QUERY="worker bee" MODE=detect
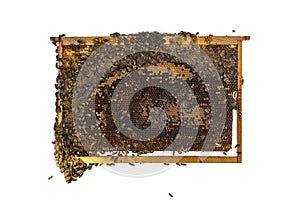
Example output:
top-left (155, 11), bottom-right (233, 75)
top-left (234, 144), bottom-right (240, 148)
top-left (110, 32), bottom-right (121, 37)
top-left (52, 41), bottom-right (57, 46)
top-left (58, 34), bottom-right (65, 41)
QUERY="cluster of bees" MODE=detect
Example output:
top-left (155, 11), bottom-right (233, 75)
top-left (51, 32), bottom-right (238, 183)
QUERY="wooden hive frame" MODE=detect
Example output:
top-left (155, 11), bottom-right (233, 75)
top-left (51, 35), bottom-right (250, 164)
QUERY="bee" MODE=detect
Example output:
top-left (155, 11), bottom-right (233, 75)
top-left (48, 175), bottom-right (53, 180)
top-left (196, 32), bottom-right (199, 35)
top-left (190, 33), bottom-right (197, 39)
top-left (58, 34), bottom-right (65, 41)
top-left (178, 31), bottom-right (186, 36)
top-left (129, 163), bottom-right (135, 166)
top-left (77, 39), bottom-right (83, 44)
top-left (110, 32), bottom-right (121, 37)
top-left (236, 151), bottom-right (242, 154)
top-left (234, 144), bottom-right (240, 148)
top-left (168, 193), bottom-right (173, 198)
top-left (223, 152), bottom-right (227, 156)
top-left (199, 159), bottom-right (203, 163)
top-left (181, 163), bottom-right (187, 166)
top-left (176, 163), bottom-right (181, 166)
top-left (209, 34), bottom-right (213, 36)
top-left (178, 31), bottom-right (190, 37)
top-left (52, 41), bottom-right (57, 46)
top-left (164, 163), bottom-right (170, 165)
top-left (232, 30), bottom-right (236, 33)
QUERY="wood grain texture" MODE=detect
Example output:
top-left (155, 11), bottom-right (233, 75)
top-left (237, 40), bottom-right (243, 163)
top-left (77, 156), bottom-right (238, 163)
top-left (57, 39), bottom-right (63, 125)
top-left (50, 36), bottom-right (250, 45)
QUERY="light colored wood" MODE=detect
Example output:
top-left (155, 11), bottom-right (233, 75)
top-left (57, 39), bottom-right (63, 125)
top-left (194, 36), bottom-right (249, 45)
top-left (51, 36), bottom-right (110, 45)
top-left (237, 40), bottom-right (243, 163)
top-left (50, 37), bottom-right (58, 44)
top-left (77, 156), bottom-right (238, 163)
top-left (50, 36), bottom-right (250, 46)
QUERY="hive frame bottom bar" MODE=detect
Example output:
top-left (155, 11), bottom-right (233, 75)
top-left (77, 156), bottom-right (238, 163)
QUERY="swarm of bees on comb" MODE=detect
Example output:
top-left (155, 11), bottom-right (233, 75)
top-left (51, 32), bottom-right (239, 183)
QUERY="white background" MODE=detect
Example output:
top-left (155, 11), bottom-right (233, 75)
top-left (1, 0), bottom-right (299, 205)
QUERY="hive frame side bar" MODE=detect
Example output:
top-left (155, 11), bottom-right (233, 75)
top-left (237, 40), bottom-right (243, 163)
top-left (57, 39), bottom-right (63, 125)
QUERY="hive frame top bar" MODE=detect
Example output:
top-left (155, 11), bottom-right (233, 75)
top-left (50, 36), bottom-right (250, 45)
